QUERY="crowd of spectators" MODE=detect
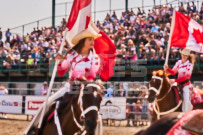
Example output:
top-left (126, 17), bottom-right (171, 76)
top-left (0, 18), bottom-right (67, 70)
top-left (103, 82), bottom-right (149, 126)
top-left (1, 2), bottom-right (203, 70)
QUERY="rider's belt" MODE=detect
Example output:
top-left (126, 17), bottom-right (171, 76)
top-left (180, 79), bottom-right (190, 87)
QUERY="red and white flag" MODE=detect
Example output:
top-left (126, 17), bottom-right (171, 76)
top-left (65, 0), bottom-right (116, 81)
top-left (170, 11), bottom-right (203, 53)
top-left (66, 0), bottom-right (92, 47)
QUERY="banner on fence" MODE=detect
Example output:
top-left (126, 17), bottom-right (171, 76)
top-left (100, 97), bottom-right (126, 119)
top-left (25, 96), bottom-right (46, 115)
top-left (0, 95), bottom-right (22, 114)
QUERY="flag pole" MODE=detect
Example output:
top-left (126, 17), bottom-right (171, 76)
top-left (165, 10), bottom-right (176, 66)
top-left (38, 28), bottom-right (68, 128)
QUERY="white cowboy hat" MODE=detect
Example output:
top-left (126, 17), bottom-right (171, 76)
top-left (71, 29), bottom-right (101, 45)
top-left (180, 48), bottom-right (191, 56)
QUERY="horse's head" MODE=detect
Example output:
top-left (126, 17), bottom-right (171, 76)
top-left (147, 70), bottom-right (170, 103)
top-left (77, 81), bottom-right (103, 135)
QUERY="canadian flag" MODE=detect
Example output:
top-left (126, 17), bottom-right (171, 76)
top-left (65, 0), bottom-right (116, 81)
top-left (170, 11), bottom-right (203, 53)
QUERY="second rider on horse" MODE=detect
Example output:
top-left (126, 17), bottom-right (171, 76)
top-left (164, 48), bottom-right (194, 112)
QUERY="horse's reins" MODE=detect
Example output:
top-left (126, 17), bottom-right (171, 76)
top-left (149, 76), bottom-right (163, 96)
top-left (72, 83), bottom-right (101, 135)
top-left (149, 76), bottom-right (182, 120)
top-left (54, 83), bottom-right (101, 135)
top-left (78, 84), bottom-right (100, 118)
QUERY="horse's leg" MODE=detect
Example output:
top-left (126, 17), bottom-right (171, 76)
top-left (150, 112), bottom-right (157, 125)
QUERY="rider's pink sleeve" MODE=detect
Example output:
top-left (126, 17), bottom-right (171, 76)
top-left (57, 53), bottom-right (72, 77)
top-left (166, 60), bottom-right (180, 75)
top-left (57, 63), bottom-right (69, 77)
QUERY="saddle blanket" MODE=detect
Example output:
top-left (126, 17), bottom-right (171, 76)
top-left (190, 88), bottom-right (203, 105)
top-left (174, 87), bottom-right (203, 105)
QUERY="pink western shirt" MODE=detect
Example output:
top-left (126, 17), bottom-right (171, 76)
top-left (57, 50), bottom-right (100, 81)
top-left (167, 60), bottom-right (193, 84)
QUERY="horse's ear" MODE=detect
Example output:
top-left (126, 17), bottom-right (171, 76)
top-left (152, 71), bottom-right (157, 76)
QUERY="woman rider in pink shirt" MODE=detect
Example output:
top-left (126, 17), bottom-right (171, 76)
top-left (164, 48), bottom-right (195, 112)
top-left (55, 29), bottom-right (101, 92)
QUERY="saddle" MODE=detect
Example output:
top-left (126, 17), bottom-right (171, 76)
top-left (171, 83), bottom-right (183, 104)
top-left (171, 82), bottom-right (203, 105)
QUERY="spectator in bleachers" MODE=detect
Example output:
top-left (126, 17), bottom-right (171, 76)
top-left (41, 81), bottom-right (48, 96)
top-left (123, 82), bottom-right (128, 97)
top-left (134, 99), bottom-right (142, 126)
top-left (179, 2), bottom-right (186, 13)
top-left (104, 85), bottom-right (113, 97)
top-left (126, 83), bottom-right (139, 126)
top-left (0, 27), bottom-right (2, 41)
top-left (26, 55), bottom-right (34, 68)
top-left (139, 85), bottom-right (149, 126)
top-left (3, 41), bottom-right (10, 51)
top-left (10, 47), bottom-right (20, 69)
top-left (116, 83), bottom-right (125, 97)
top-left (0, 84), bottom-right (8, 118)
top-left (191, 1), bottom-right (196, 13)
top-left (0, 84), bottom-right (8, 95)
top-left (5, 29), bottom-right (11, 43)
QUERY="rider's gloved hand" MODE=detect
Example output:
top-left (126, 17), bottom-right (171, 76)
top-left (55, 53), bottom-right (63, 63)
top-left (164, 64), bottom-right (169, 71)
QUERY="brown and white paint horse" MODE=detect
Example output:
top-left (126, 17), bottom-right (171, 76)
top-left (28, 81), bottom-right (103, 135)
top-left (147, 70), bottom-right (203, 123)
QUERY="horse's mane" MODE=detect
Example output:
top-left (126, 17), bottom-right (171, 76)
top-left (58, 92), bottom-right (76, 113)
top-left (38, 93), bottom-right (75, 135)
top-left (152, 70), bottom-right (171, 78)
top-left (58, 81), bottom-right (103, 113)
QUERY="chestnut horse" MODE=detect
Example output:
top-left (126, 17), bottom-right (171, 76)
top-left (28, 81), bottom-right (103, 135)
top-left (147, 70), bottom-right (203, 123)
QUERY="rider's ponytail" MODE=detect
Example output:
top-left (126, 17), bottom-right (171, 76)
top-left (188, 54), bottom-right (195, 65)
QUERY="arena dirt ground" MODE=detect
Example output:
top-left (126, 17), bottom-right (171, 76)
top-left (0, 114), bottom-right (148, 135)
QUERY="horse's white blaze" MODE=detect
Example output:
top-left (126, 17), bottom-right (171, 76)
top-left (93, 91), bottom-right (97, 98)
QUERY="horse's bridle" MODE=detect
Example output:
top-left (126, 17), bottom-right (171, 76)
top-left (78, 83), bottom-right (101, 118)
top-left (71, 83), bottom-right (102, 135)
top-left (149, 76), bottom-right (182, 120)
top-left (149, 76), bottom-right (163, 96)
top-left (54, 83), bottom-right (102, 135)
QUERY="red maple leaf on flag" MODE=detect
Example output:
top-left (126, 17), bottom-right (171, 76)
top-left (192, 29), bottom-right (203, 44)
